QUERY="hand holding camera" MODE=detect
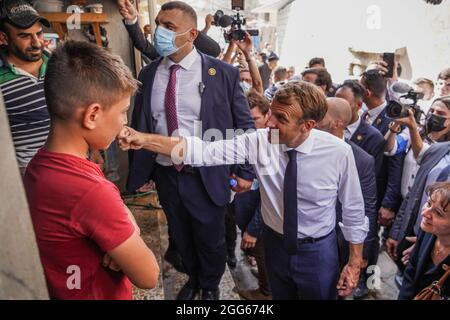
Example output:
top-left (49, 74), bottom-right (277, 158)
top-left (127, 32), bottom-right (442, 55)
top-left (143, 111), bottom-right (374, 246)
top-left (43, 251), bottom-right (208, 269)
top-left (232, 31), bottom-right (253, 57)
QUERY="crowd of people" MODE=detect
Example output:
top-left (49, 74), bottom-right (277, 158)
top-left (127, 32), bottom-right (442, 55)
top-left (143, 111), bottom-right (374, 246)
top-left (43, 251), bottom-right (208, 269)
top-left (1, 0), bottom-right (450, 300)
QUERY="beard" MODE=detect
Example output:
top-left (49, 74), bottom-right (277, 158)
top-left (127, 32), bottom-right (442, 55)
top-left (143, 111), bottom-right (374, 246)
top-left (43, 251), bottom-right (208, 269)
top-left (10, 44), bottom-right (43, 62)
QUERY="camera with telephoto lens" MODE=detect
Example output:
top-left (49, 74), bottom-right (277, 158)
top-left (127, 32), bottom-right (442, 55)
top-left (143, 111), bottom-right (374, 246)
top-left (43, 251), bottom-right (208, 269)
top-left (212, 0), bottom-right (259, 42)
top-left (386, 90), bottom-right (423, 124)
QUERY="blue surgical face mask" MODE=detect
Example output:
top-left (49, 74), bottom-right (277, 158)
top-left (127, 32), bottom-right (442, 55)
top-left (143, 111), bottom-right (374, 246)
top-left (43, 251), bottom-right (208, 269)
top-left (153, 26), bottom-right (192, 57)
top-left (240, 81), bottom-right (251, 94)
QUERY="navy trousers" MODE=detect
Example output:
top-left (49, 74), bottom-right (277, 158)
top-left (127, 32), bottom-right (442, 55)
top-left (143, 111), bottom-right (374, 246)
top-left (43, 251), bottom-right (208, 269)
top-left (154, 165), bottom-right (227, 290)
top-left (263, 227), bottom-right (339, 300)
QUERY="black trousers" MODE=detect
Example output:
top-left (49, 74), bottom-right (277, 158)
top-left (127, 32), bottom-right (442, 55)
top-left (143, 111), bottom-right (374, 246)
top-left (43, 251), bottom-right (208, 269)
top-left (154, 165), bottom-right (227, 290)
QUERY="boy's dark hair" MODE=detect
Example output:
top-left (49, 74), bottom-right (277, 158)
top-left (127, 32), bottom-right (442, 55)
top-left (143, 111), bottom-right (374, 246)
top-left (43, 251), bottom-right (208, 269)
top-left (44, 41), bottom-right (140, 121)
top-left (338, 80), bottom-right (367, 100)
top-left (308, 57), bottom-right (325, 68)
top-left (161, 1), bottom-right (197, 25)
top-left (361, 69), bottom-right (387, 99)
top-left (247, 91), bottom-right (270, 115)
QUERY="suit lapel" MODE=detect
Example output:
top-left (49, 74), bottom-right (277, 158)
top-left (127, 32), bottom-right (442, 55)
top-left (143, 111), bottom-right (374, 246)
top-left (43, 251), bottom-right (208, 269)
top-left (199, 52), bottom-right (213, 132)
top-left (144, 58), bottom-right (163, 131)
top-left (351, 120), bottom-right (366, 146)
top-left (372, 108), bottom-right (386, 132)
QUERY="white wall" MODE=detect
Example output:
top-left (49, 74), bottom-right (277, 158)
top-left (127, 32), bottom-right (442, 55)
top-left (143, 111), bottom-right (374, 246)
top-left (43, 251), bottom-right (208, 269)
top-left (278, 0), bottom-right (450, 83)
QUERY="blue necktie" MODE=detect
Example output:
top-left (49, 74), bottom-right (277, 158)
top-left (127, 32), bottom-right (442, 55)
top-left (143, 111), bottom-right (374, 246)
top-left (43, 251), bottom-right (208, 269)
top-left (284, 150), bottom-right (298, 254)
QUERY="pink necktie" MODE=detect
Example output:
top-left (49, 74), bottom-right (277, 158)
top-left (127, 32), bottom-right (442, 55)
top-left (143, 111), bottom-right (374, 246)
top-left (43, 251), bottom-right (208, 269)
top-left (165, 64), bottom-right (183, 171)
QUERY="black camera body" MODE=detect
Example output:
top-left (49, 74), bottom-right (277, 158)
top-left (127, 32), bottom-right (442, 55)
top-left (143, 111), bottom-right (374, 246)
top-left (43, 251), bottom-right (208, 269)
top-left (213, 0), bottom-right (259, 42)
top-left (386, 90), bottom-right (423, 123)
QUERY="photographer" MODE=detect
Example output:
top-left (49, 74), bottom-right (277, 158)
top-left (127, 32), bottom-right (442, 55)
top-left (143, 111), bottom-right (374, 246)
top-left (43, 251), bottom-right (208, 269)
top-left (222, 32), bottom-right (264, 95)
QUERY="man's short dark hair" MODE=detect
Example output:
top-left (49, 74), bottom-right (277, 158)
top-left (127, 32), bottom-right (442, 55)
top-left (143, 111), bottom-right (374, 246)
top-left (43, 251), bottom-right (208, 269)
top-left (161, 1), bottom-right (197, 25)
top-left (438, 68), bottom-right (450, 81)
top-left (247, 91), bottom-right (270, 115)
top-left (361, 69), bottom-right (387, 99)
top-left (274, 66), bottom-right (287, 80)
top-left (302, 67), bottom-right (332, 92)
top-left (308, 57), bottom-right (325, 68)
top-left (44, 41), bottom-right (140, 121)
top-left (338, 80), bottom-right (366, 100)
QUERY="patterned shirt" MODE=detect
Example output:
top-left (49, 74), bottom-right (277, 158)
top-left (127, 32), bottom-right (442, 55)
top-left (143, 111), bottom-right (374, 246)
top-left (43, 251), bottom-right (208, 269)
top-left (0, 52), bottom-right (50, 167)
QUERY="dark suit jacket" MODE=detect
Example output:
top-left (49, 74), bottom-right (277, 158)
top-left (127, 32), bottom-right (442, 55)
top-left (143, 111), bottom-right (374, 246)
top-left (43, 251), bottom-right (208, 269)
top-left (350, 119), bottom-right (385, 179)
top-left (233, 190), bottom-right (264, 238)
top-left (123, 21), bottom-right (221, 60)
top-left (337, 140), bottom-right (378, 262)
top-left (371, 108), bottom-right (405, 211)
top-left (127, 51), bottom-right (255, 207)
top-left (399, 231), bottom-right (450, 299)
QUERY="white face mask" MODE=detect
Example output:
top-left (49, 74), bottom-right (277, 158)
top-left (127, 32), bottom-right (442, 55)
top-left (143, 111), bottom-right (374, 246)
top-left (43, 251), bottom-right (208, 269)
top-left (240, 81), bottom-right (251, 94)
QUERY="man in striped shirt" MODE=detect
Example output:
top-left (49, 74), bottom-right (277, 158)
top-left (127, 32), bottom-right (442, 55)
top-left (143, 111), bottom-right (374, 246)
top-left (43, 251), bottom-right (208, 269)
top-left (0, 0), bottom-right (51, 172)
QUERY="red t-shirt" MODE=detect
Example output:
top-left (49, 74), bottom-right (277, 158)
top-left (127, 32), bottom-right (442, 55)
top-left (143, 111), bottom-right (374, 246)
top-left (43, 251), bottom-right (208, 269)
top-left (24, 149), bottom-right (135, 300)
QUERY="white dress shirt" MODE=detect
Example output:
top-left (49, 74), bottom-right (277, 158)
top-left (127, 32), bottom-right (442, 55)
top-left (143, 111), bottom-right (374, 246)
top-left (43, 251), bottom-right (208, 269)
top-left (400, 143), bottom-right (431, 198)
top-left (151, 48), bottom-right (202, 165)
top-left (345, 116), bottom-right (361, 140)
top-left (183, 129), bottom-right (369, 244)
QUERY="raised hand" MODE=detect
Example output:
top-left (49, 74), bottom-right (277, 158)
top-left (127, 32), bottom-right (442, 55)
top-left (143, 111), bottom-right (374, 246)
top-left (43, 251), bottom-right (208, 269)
top-left (118, 0), bottom-right (137, 22)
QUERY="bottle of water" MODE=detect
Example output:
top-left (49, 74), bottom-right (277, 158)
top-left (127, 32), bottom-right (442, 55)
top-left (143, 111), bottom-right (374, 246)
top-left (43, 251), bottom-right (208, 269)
top-left (229, 178), bottom-right (259, 190)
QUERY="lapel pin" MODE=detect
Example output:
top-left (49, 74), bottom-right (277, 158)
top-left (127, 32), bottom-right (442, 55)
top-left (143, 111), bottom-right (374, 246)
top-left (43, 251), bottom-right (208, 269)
top-left (208, 67), bottom-right (216, 76)
top-left (357, 134), bottom-right (363, 141)
top-left (376, 119), bottom-right (382, 125)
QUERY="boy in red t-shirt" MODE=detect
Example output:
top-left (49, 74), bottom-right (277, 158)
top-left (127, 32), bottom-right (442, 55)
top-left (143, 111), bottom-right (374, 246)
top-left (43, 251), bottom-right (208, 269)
top-left (24, 41), bottom-right (160, 300)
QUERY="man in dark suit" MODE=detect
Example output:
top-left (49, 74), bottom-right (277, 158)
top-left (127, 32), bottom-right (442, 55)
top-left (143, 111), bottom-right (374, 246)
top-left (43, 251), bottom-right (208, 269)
top-left (353, 70), bottom-right (406, 298)
top-left (336, 80), bottom-right (385, 176)
top-left (359, 71), bottom-right (405, 220)
top-left (336, 82), bottom-right (385, 292)
top-left (118, 0), bottom-right (221, 61)
top-left (317, 98), bottom-right (378, 277)
top-left (127, 2), bottom-right (254, 300)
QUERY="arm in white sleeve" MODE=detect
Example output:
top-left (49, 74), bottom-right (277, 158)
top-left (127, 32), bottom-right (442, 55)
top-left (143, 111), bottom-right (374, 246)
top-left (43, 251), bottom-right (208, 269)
top-left (183, 129), bottom-right (264, 166)
top-left (338, 148), bottom-right (369, 244)
top-left (416, 142), bottom-right (431, 164)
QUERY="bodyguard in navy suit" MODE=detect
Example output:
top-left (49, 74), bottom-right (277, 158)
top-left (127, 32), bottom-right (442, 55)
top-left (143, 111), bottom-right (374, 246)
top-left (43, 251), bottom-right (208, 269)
top-left (359, 70), bottom-right (405, 216)
top-left (318, 98), bottom-right (378, 272)
top-left (127, 2), bottom-right (254, 300)
top-left (338, 141), bottom-right (378, 269)
top-left (337, 82), bottom-right (385, 281)
top-left (336, 81), bottom-right (385, 181)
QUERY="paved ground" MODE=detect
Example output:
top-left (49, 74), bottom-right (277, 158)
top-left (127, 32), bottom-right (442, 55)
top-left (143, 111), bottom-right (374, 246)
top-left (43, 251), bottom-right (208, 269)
top-left (129, 194), bottom-right (400, 300)
top-left (229, 231), bottom-right (400, 300)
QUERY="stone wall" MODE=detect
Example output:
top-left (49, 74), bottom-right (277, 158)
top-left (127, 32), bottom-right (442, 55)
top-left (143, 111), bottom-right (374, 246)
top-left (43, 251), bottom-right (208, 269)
top-left (0, 97), bottom-right (49, 300)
